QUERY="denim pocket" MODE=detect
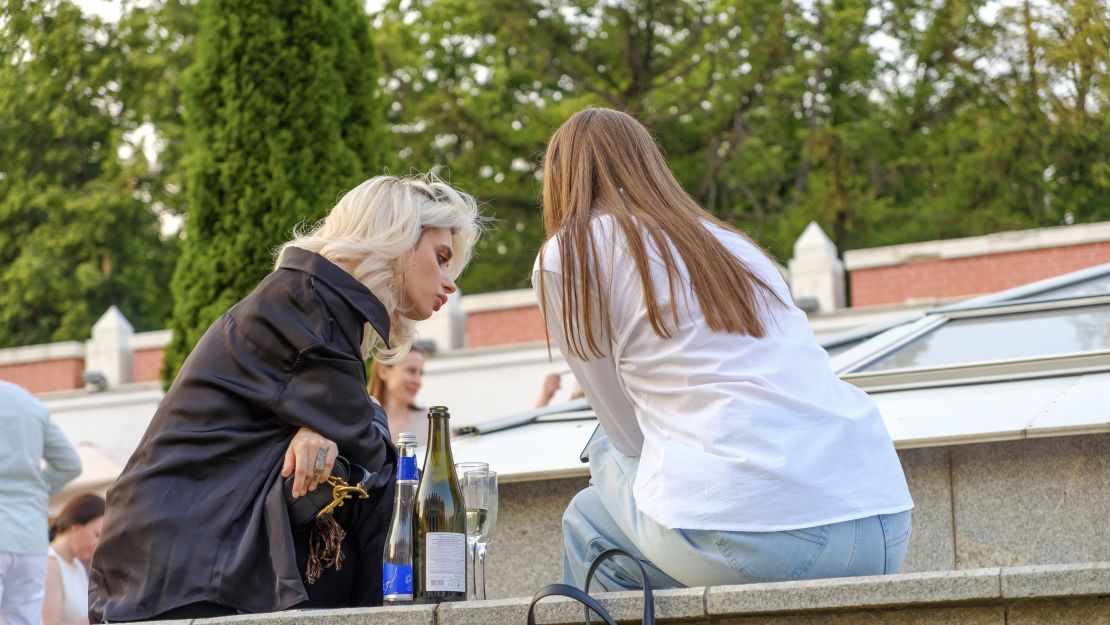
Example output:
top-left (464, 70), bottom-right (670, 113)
top-left (713, 526), bottom-right (830, 583)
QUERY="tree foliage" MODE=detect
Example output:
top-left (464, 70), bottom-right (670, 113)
top-left (0, 0), bottom-right (177, 348)
top-left (374, 0), bottom-right (1110, 292)
top-left (3, 0), bottom-right (1108, 355)
top-left (161, 0), bottom-right (389, 382)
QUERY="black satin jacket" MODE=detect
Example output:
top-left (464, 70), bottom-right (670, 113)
top-left (89, 247), bottom-right (396, 621)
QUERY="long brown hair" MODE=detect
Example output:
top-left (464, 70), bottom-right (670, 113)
top-left (538, 107), bottom-right (783, 360)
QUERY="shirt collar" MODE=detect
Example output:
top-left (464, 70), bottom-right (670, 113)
top-left (278, 247), bottom-right (391, 348)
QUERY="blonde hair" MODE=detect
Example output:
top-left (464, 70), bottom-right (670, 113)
top-left (367, 343), bottom-right (428, 408)
top-left (276, 174), bottom-right (481, 363)
top-left (539, 108), bottom-right (783, 360)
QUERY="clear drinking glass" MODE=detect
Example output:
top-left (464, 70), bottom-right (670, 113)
top-left (460, 469), bottom-right (497, 600)
top-left (472, 471), bottom-right (497, 600)
top-left (455, 462), bottom-right (489, 600)
top-left (455, 462), bottom-right (489, 479)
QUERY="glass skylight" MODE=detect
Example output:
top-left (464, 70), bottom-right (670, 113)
top-left (861, 303), bottom-right (1110, 372)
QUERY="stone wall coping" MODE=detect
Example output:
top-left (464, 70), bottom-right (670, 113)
top-left (460, 288), bottom-right (536, 313)
top-left (131, 329), bottom-right (173, 351)
top-left (0, 340), bottom-right (85, 366)
top-left (169, 561), bottom-right (1110, 625)
top-left (842, 221), bottom-right (1110, 270)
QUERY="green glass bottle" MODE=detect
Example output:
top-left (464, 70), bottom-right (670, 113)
top-left (412, 406), bottom-right (467, 603)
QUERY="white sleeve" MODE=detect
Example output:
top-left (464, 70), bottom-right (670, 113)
top-left (532, 267), bottom-right (644, 456)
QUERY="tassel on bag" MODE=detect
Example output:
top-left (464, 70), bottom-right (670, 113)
top-left (303, 516), bottom-right (347, 585)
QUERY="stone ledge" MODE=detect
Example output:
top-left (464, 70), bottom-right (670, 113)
top-left (705, 567), bottom-right (1002, 615)
top-left (195, 605), bottom-right (436, 625)
top-left (175, 561), bottom-right (1108, 625)
top-left (1001, 561), bottom-right (1110, 599)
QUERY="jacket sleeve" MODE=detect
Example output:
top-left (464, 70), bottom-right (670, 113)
top-left (273, 342), bottom-right (393, 475)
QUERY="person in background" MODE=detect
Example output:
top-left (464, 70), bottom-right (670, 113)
top-left (89, 175), bottom-right (482, 621)
top-left (0, 381), bottom-right (82, 625)
top-left (534, 108), bottom-right (913, 591)
top-left (534, 372), bottom-right (585, 409)
top-left (367, 344), bottom-right (428, 446)
top-left (44, 494), bottom-right (105, 625)
top-left (534, 372), bottom-right (562, 408)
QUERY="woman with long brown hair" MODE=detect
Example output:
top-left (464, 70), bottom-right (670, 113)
top-left (534, 108), bottom-right (913, 590)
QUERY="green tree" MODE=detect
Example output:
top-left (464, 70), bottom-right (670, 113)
top-left (115, 0), bottom-right (199, 227)
top-left (375, 0), bottom-right (765, 290)
top-left (162, 0), bottom-right (388, 382)
top-left (377, 0), bottom-right (1110, 279)
top-left (0, 0), bottom-right (176, 347)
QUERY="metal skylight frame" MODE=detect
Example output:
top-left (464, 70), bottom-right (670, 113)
top-left (833, 288), bottom-right (1110, 392)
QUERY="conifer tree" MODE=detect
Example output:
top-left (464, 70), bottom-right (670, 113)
top-left (163, 0), bottom-right (387, 382)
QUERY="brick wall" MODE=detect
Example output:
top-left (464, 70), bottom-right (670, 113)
top-left (850, 241), bottom-right (1110, 307)
top-left (466, 306), bottom-right (547, 348)
top-left (132, 348), bottom-right (165, 383)
top-left (0, 358), bottom-right (85, 394)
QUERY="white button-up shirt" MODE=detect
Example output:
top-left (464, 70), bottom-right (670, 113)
top-left (533, 216), bottom-right (913, 531)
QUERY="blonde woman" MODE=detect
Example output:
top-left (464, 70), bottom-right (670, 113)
top-left (90, 175), bottom-right (481, 621)
top-left (534, 108), bottom-right (913, 590)
top-left (367, 343), bottom-right (428, 446)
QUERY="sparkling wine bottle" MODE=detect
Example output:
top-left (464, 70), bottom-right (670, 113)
top-left (412, 406), bottom-right (467, 603)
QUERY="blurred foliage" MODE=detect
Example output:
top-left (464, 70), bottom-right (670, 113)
top-left (1, 0), bottom-right (1108, 351)
top-left (0, 0), bottom-right (178, 347)
top-left (373, 0), bottom-right (1110, 290)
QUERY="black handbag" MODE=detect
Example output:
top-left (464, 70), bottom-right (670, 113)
top-left (283, 455), bottom-right (375, 529)
top-left (527, 548), bottom-right (656, 625)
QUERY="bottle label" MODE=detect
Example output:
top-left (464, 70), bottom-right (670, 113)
top-left (398, 456), bottom-right (418, 481)
top-left (383, 562), bottom-right (413, 599)
top-left (424, 532), bottom-right (465, 592)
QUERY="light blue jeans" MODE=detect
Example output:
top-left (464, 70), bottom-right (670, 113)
top-left (563, 437), bottom-right (912, 590)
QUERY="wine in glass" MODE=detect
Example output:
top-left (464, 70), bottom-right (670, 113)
top-left (455, 462), bottom-right (488, 599)
top-left (460, 469), bottom-right (497, 600)
top-left (467, 471), bottom-right (497, 600)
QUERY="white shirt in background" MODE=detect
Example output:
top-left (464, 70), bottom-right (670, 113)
top-left (533, 215), bottom-right (913, 531)
top-left (47, 547), bottom-right (89, 624)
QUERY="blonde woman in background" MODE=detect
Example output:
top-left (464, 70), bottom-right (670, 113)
top-left (368, 343), bottom-right (428, 446)
top-left (44, 494), bottom-right (104, 625)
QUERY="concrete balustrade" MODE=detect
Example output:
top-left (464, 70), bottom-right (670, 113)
top-left (138, 561), bottom-right (1110, 625)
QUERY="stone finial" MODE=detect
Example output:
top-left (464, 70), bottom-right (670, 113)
top-left (787, 221), bottom-right (846, 313)
top-left (85, 306), bottom-right (135, 388)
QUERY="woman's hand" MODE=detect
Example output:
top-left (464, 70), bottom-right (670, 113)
top-left (282, 427), bottom-right (338, 498)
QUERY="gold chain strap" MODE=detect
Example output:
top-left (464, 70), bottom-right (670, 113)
top-left (316, 475), bottom-right (369, 520)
